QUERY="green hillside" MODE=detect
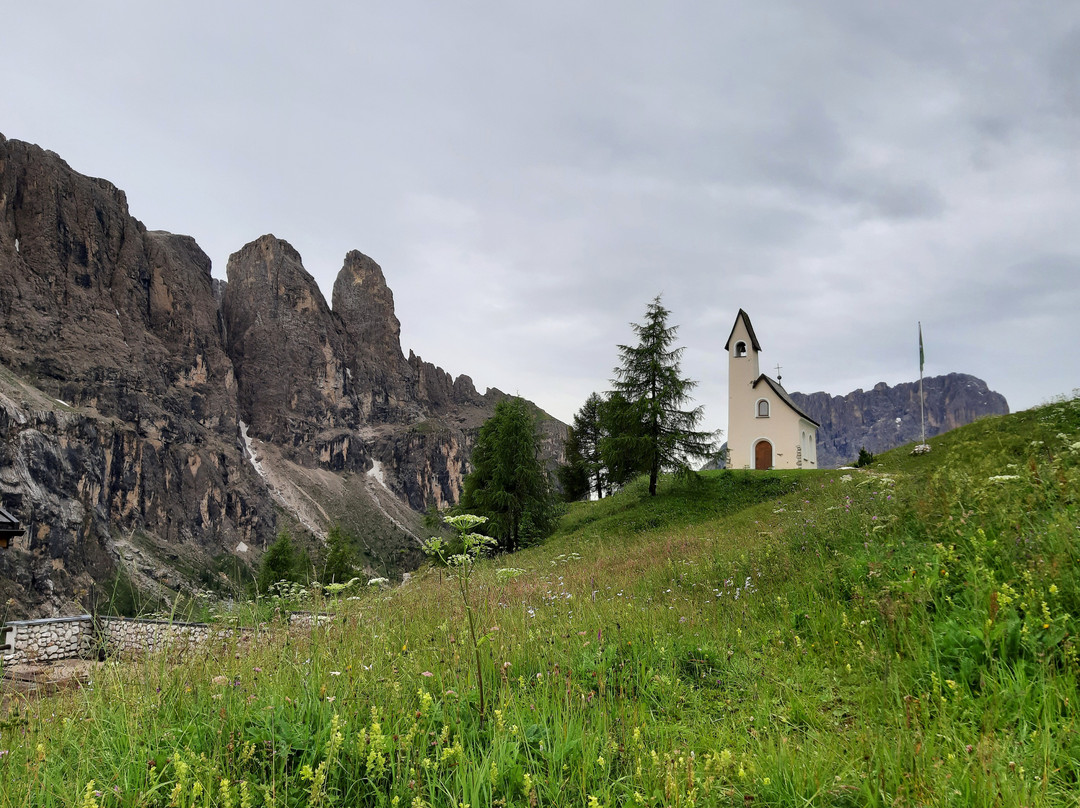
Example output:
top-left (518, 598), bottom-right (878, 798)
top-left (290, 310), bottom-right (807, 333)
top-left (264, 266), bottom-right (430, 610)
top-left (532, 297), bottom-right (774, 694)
top-left (2, 396), bottom-right (1079, 807)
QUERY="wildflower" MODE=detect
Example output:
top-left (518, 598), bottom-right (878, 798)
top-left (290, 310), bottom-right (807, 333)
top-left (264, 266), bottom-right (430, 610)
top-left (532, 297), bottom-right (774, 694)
top-left (588, 796), bottom-right (601, 808)
top-left (421, 671), bottom-right (434, 677)
top-left (79, 782), bottom-right (99, 808)
top-left (417, 689), bottom-right (434, 715)
top-left (1050, 584), bottom-right (1059, 595)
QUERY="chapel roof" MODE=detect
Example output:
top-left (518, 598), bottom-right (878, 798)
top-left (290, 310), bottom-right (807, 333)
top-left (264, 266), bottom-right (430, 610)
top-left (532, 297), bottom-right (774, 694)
top-left (752, 374), bottom-right (820, 427)
top-left (723, 309), bottom-right (762, 352)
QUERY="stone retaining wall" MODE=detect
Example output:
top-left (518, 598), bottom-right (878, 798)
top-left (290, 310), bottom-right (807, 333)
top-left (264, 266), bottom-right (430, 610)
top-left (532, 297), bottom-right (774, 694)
top-left (99, 617), bottom-right (248, 658)
top-left (1, 615), bottom-right (258, 666)
top-left (287, 611), bottom-right (335, 628)
top-left (0, 616), bottom-right (95, 665)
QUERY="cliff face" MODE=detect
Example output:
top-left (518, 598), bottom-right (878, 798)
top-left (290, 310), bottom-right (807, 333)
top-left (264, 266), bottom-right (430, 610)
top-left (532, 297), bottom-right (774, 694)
top-left (220, 234), bottom-right (512, 510)
top-left (0, 135), bottom-right (274, 617)
top-left (789, 373), bottom-right (1009, 468)
top-left (0, 133), bottom-right (563, 618)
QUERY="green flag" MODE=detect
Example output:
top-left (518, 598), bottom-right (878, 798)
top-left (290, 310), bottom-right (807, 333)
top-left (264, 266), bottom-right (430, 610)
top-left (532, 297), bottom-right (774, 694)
top-left (919, 322), bottom-right (924, 373)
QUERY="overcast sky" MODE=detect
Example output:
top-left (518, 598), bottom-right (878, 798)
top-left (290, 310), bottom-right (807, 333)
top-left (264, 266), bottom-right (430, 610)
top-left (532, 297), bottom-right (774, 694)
top-left (4, 1), bottom-right (1078, 435)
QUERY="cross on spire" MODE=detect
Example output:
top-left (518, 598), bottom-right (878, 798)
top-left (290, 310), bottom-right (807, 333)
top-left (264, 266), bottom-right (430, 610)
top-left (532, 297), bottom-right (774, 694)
top-left (774, 363), bottom-right (782, 383)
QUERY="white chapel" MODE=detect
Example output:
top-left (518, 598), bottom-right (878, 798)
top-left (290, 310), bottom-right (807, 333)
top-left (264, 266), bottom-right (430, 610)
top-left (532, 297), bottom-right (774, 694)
top-left (725, 309), bottom-right (819, 470)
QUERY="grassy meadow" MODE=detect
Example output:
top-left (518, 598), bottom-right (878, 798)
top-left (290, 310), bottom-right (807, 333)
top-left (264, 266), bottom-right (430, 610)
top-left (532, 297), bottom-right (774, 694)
top-left (2, 395), bottom-right (1079, 806)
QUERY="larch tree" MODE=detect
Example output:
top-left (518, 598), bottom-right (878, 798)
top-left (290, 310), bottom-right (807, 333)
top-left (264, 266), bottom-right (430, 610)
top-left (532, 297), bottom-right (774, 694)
top-left (609, 295), bottom-right (717, 496)
top-left (459, 396), bottom-right (559, 551)
top-left (560, 391), bottom-right (610, 500)
top-left (557, 424), bottom-right (592, 502)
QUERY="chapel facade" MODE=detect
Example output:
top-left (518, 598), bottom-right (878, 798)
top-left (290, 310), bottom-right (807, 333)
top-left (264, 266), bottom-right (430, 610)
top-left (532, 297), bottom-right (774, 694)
top-left (725, 309), bottom-right (819, 470)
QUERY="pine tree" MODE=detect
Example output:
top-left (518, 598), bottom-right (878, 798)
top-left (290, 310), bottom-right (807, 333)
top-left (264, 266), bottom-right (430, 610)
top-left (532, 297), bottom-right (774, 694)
top-left (559, 392), bottom-right (610, 501)
top-left (321, 524), bottom-right (358, 583)
top-left (257, 529), bottom-right (298, 592)
top-left (576, 392), bottom-right (609, 499)
top-left (557, 425), bottom-right (592, 502)
top-left (597, 391), bottom-right (650, 491)
top-left (609, 295), bottom-right (717, 496)
top-left (459, 396), bottom-right (559, 551)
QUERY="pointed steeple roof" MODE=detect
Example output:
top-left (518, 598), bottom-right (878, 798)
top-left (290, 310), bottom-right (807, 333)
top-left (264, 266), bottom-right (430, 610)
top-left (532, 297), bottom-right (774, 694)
top-left (724, 309), bottom-right (762, 352)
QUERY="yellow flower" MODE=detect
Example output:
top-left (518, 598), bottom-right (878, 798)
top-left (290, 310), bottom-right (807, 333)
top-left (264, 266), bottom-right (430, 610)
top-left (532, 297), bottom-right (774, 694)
top-left (80, 781), bottom-right (99, 808)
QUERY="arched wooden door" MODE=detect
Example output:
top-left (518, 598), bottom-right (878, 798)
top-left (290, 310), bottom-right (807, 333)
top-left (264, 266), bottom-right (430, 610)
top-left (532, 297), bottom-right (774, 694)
top-left (754, 440), bottom-right (773, 470)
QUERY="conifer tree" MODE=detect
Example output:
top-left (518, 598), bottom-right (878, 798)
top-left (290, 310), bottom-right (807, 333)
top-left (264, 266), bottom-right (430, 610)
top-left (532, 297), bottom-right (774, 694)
top-left (257, 529), bottom-right (298, 591)
top-left (321, 524), bottom-right (359, 583)
top-left (459, 396), bottom-right (558, 551)
top-left (597, 391), bottom-right (650, 491)
top-left (609, 295), bottom-right (716, 496)
top-left (557, 425), bottom-right (591, 502)
top-left (559, 392), bottom-right (611, 500)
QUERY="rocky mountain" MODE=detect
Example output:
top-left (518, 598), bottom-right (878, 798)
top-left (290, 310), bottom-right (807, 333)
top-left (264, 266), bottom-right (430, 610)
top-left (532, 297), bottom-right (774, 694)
top-left (0, 133), bottom-right (563, 619)
top-left (789, 373), bottom-right (1009, 468)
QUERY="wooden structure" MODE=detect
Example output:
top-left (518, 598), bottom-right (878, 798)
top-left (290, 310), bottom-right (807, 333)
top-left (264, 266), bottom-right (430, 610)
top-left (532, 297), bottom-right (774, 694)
top-left (0, 506), bottom-right (25, 549)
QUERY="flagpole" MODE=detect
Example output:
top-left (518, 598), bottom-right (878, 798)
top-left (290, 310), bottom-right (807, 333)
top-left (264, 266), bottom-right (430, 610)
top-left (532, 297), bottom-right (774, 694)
top-left (919, 322), bottom-right (926, 446)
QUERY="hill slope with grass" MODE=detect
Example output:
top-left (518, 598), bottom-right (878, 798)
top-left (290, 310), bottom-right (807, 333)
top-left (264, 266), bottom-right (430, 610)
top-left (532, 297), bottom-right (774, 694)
top-left (2, 395), bottom-right (1078, 807)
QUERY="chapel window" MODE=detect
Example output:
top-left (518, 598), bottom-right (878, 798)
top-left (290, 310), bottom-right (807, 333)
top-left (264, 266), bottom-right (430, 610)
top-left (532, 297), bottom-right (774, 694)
top-left (757, 399), bottom-right (770, 417)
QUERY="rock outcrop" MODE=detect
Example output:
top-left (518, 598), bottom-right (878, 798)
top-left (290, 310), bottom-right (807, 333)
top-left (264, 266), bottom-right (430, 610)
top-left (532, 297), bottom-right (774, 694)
top-left (0, 133), bottom-right (564, 619)
top-left (789, 373), bottom-right (1009, 468)
top-left (221, 234), bottom-right (513, 509)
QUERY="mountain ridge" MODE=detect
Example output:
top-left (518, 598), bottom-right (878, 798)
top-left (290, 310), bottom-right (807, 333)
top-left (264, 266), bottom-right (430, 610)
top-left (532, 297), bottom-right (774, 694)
top-left (789, 372), bottom-right (1009, 467)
